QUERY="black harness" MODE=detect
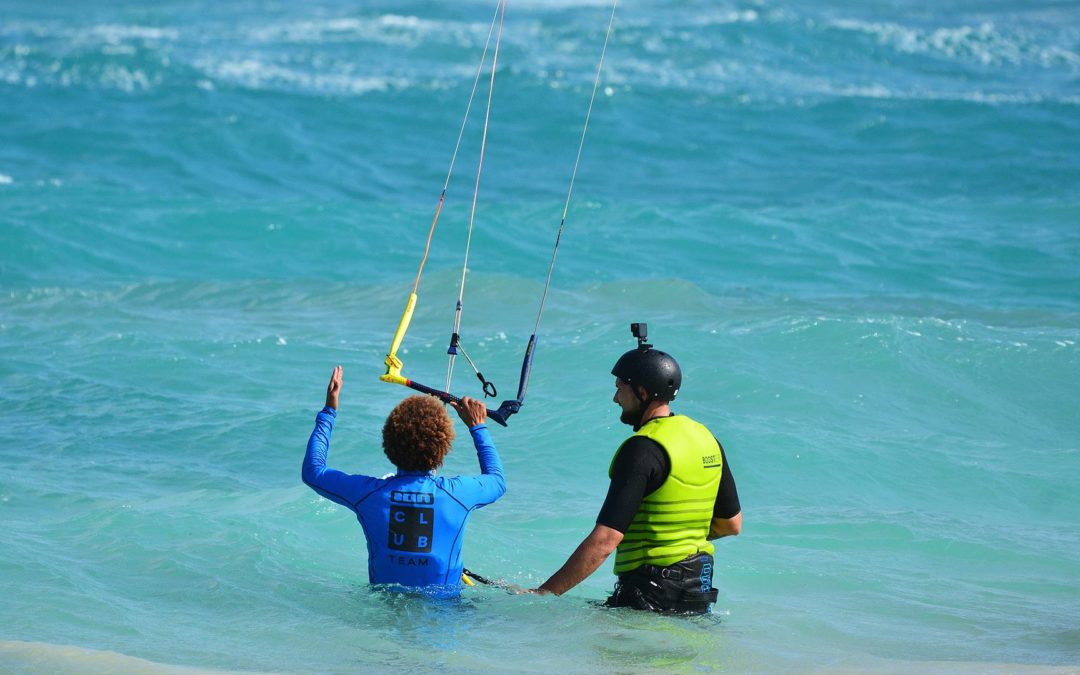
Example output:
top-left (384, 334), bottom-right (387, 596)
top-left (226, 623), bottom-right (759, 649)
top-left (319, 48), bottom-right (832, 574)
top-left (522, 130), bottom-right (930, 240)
top-left (606, 552), bottom-right (719, 614)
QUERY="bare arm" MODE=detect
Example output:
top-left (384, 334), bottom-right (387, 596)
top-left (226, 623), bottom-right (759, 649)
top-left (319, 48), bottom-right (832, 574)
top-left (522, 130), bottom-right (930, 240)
top-left (708, 511), bottom-right (742, 540)
top-left (536, 524), bottom-right (624, 595)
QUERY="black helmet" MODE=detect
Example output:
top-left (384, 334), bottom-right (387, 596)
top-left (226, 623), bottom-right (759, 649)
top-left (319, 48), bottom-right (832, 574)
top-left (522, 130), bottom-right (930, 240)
top-left (611, 348), bottom-right (681, 402)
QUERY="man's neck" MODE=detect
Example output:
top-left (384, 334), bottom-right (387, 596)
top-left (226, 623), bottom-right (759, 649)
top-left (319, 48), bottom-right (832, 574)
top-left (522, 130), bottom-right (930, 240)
top-left (636, 402), bottom-right (672, 430)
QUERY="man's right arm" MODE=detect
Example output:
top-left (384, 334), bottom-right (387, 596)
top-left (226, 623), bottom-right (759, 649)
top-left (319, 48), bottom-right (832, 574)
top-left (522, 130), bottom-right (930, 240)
top-left (534, 440), bottom-right (660, 595)
top-left (467, 423), bottom-right (506, 505)
top-left (302, 407), bottom-right (376, 510)
top-left (447, 398), bottom-right (506, 507)
top-left (536, 524), bottom-right (623, 595)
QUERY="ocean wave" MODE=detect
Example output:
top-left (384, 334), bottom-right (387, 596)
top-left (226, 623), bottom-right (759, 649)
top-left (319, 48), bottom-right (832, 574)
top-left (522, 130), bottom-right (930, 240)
top-left (0, 44), bottom-right (416, 95)
top-left (798, 81), bottom-right (1080, 106)
top-left (79, 24), bottom-right (180, 45)
top-left (692, 9), bottom-right (761, 27)
top-left (194, 57), bottom-right (408, 95)
top-left (247, 14), bottom-right (486, 48)
top-left (602, 56), bottom-right (1080, 106)
top-left (0, 14), bottom-right (477, 95)
top-left (7, 9), bottom-right (1074, 102)
top-left (827, 18), bottom-right (1080, 69)
top-left (0, 20), bottom-right (178, 46)
top-left (0, 34), bottom-right (170, 92)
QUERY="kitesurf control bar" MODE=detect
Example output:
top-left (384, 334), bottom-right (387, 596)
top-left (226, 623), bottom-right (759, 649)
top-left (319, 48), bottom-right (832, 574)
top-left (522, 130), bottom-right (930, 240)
top-left (401, 376), bottom-right (509, 427)
top-left (393, 331), bottom-right (534, 428)
top-left (381, 292), bottom-right (508, 426)
top-left (380, 296), bottom-right (532, 427)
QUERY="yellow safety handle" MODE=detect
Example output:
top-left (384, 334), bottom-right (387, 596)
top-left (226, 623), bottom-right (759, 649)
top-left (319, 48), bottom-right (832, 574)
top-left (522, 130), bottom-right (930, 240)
top-left (380, 292), bottom-right (417, 385)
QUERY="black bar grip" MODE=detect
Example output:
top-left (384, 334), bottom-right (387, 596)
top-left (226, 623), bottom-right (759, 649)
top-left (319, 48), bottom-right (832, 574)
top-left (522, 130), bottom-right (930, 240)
top-left (403, 379), bottom-right (508, 427)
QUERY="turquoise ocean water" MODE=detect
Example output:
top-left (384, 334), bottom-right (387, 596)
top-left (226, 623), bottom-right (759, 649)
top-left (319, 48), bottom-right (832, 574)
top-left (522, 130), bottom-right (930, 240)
top-left (2, 0), bottom-right (1079, 671)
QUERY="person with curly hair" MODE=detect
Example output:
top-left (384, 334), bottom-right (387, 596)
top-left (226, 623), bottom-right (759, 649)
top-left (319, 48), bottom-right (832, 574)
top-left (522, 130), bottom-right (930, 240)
top-left (302, 366), bottom-right (505, 591)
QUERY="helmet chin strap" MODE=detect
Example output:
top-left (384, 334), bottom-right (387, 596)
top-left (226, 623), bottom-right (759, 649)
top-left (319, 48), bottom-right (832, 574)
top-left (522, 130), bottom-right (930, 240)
top-left (634, 394), bottom-right (672, 431)
top-left (634, 385), bottom-right (653, 409)
top-left (633, 388), bottom-right (656, 430)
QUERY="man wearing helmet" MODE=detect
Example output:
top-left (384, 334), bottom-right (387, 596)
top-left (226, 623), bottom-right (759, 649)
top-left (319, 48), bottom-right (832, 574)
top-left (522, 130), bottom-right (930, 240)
top-left (535, 324), bottom-right (741, 614)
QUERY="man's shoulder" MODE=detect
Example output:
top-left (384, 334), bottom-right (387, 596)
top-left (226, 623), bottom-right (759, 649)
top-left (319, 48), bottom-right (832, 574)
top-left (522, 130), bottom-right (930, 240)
top-left (619, 434), bottom-right (664, 453)
top-left (432, 472), bottom-right (499, 488)
top-left (612, 435), bottom-right (668, 474)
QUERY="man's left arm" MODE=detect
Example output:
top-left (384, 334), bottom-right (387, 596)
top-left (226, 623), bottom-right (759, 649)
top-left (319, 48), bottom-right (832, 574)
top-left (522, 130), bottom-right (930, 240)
top-left (708, 441), bottom-right (742, 540)
top-left (709, 512), bottom-right (742, 539)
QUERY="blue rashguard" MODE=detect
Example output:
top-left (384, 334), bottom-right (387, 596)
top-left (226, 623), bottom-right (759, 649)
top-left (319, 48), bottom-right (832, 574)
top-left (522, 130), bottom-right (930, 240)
top-left (302, 406), bottom-right (506, 590)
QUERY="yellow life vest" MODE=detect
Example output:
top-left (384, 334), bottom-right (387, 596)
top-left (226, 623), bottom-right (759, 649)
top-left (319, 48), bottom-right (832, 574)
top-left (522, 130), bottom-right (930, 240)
top-left (609, 415), bottom-right (722, 574)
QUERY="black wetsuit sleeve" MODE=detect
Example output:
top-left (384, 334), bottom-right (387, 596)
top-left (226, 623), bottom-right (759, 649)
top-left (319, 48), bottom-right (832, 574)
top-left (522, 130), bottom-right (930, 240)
top-left (713, 441), bottom-right (742, 519)
top-left (596, 437), bottom-right (670, 533)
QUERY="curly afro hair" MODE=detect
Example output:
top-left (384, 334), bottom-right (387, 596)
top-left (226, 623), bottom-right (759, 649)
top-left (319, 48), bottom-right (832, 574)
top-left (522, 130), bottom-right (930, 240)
top-left (382, 395), bottom-right (455, 472)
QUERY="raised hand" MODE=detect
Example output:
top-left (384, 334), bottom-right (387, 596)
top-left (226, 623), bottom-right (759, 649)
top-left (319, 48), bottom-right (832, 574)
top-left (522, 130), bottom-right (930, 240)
top-left (325, 366), bottom-right (343, 410)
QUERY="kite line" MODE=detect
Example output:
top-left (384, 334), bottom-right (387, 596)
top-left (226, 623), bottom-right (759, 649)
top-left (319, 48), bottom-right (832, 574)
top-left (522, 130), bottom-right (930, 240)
top-left (380, 0), bottom-right (618, 426)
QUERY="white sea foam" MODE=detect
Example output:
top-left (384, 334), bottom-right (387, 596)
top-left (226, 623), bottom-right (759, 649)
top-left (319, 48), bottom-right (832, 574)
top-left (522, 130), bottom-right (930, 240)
top-left (98, 64), bottom-right (155, 92)
top-left (1, 21), bottom-right (177, 51)
top-left (248, 14), bottom-right (483, 47)
top-left (0, 174), bottom-right (12, 185)
top-left (4, 63), bottom-right (161, 92)
top-left (0, 26), bottom-right (172, 92)
top-left (828, 18), bottom-right (1080, 68)
top-left (198, 57), bottom-right (406, 94)
top-left (815, 81), bottom-right (1077, 105)
top-left (506, 0), bottom-right (615, 7)
top-left (85, 24), bottom-right (179, 43)
top-left (611, 53), bottom-right (1079, 106)
top-left (691, 9), bottom-right (761, 27)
